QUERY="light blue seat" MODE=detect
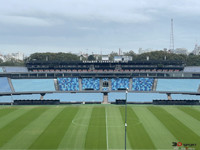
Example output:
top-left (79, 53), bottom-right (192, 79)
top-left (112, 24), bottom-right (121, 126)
top-left (111, 78), bottom-right (129, 90)
top-left (132, 78), bottom-right (154, 91)
top-left (108, 93), bottom-right (167, 102)
top-left (45, 93), bottom-right (103, 102)
top-left (12, 79), bottom-right (55, 92)
top-left (156, 79), bottom-right (200, 92)
top-left (5, 67), bottom-right (28, 72)
top-left (0, 77), bottom-right (12, 92)
top-left (0, 67), bottom-right (4, 72)
top-left (82, 78), bottom-right (100, 90)
top-left (58, 78), bottom-right (79, 91)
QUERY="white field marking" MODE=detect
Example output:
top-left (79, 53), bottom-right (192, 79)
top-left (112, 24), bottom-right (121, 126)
top-left (106, 107), bottom-right (109, 150)
top-left (72, 116), bottom-right (125, 127)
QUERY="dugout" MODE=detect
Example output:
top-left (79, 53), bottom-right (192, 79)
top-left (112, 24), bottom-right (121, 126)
top-left (115, 99), bottom-right (126, 105)
top-left (13, 99), bottom-right (60, 105)
top-left (153, 100), bottom-right (200, 105)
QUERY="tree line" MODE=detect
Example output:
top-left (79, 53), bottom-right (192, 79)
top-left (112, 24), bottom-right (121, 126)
top-left (0, 58), bottom-right (25, 66)
top-left (1, 51), bottom-right (200, 66)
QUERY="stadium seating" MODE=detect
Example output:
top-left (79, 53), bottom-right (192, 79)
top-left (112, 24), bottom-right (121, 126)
top-left (111, 78), bottom-right (129, 90)
top-left (184, 66), bottom-right (200, 72)
top-left (0, 77), bottom-right (12, 92)
top-left (82, 78), bottom-right (100, 90)
top-left (4, 67), bottom-right (28, 72)
top-left (132, 78), bottom-right (154, 91)
top-left (12, 79), bottom-right (55, 92)
top-left (156, 79), bottom-right (200, 92)
top-left (57, 78), bottom-right (79, 91)
top-left (102, 87), bottom-right (109, 91)
top-left (0, 67), bottom-right (4, 72)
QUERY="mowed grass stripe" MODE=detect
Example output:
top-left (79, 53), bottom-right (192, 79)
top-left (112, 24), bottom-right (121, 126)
top-left (0, 107), bottom-right (18, 118)
top-left (148, 106), bottom-right (200, 148)
top-left (0, 108), bottom-right (30, 129)
top-left (58, 106), bottom-right (93, 149)
top-left (29, 107), bottom-right (78, 149)
top-left (163, 107), bottom-right (200, 137)
top-left (85, 107), bottom-right (107, 149)
top-left (0, 107), bottom-right (47, 148)
top-left (107, 106), bottom-right (132, 150)
top-left (120, 106), bottom-right (155, 149)
top-left (178, 107), bottom-right (200, 122)
top-left (133, 106), bottom-right (177, 149)
top-left (194, 106), bottom-right (200, 112)
top-left (2, 107), bottom-right (63, 149)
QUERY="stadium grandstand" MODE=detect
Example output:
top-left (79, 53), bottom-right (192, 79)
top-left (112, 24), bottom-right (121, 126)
top-left (0, 60), bottom-right (200, 104)
top-left (26, 60), bottom-right (184, 73)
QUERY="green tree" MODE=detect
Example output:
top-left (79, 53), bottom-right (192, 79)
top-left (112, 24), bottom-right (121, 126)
top-left (123, 50), bottom-right (137, 60)
top-left (186, 55), bottom-right (200, 66)
top-left (109, 52), bottom-right (118, 61)
top-left (0, 58), bottom-right (3, 64)
top-left (26, 52), bottom-right (80, 62)
top-left (135, 51), bottom-right (187, 62)
top-left (88, 55), bottom-right (96, 61)
top-left (0, 58), bottom-right (25, 66)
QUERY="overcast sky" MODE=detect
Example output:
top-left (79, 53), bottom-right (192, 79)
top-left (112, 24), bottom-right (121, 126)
top-left (0, 0), bottom-right (200, 55)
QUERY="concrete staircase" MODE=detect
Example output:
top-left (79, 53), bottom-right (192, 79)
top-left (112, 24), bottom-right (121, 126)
top-left (54, 79), bottom-right (59, 91)
top-left (129, 78), bottom-right (132, 90)
top-left (79, 78), bottom-right (82, 91)
top-left (102, 92), bottom-right (110, 104)
top-left (152, 78), bottom-right (158, 91)
top-left (7, 78), bottom-right (15, 92)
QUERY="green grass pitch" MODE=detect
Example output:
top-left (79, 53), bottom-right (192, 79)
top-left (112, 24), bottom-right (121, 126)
top-left (0, 105), bottom-right (200, 150)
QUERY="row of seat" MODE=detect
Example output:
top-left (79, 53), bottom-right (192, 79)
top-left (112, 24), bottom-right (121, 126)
top-left (31, 69), bottom-right (181, 73)
top-left (1, 77), bottom-right (200, 93)
top-left (82, 78), bottom-right (100, 90)
top-left (132, 78), bottom-right (154, 91)
top-left (0, 67), bottom-right (28, 73)
top-left (58, 78), bottom-right (79, 91)
top-left (58, 78), bottom-right (154, 91)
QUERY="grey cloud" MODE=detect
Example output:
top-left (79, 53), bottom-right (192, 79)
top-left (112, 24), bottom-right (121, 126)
top-left (0, 0), bottom-right (200, 54)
